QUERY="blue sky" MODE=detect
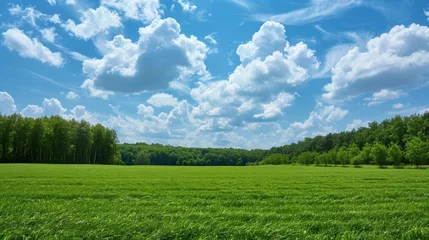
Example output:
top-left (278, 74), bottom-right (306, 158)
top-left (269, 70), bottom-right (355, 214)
top-left (1, 0), bottom-right (429, 149)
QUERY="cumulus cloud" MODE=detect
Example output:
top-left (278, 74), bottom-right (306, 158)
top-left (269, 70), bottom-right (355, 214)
top-left (101, 0), bottom-right (162, 23)
top-left (40, 27), bottom-right (56, 43)
top-left (191, 21), bottom-right (320, 125)
top-left (2, 28), bottom-right (64, 67)
top-left (47, 0), bottom-right (56, 5)
top-left (137, 104), bottom-right (154, 116)
top-left (0, 92), bottom-right (17, 115)
top-left (21, 98), bottom-right (67, 117)
top-left (66, 0), bottom-right (76, 5)
top-left (276, 102), bottom-right (348, 144)
top-left (147, 93), bottom-right (179, 107)
top-left (82, 18), bottom-right (210, 96)
top-left (346, 119), bottom-right (369, 131)
top-left (323, 24), bottom-right (429, 101)
top-left (66, 91), bottom-right (80, 100)
top-left (63, 6), bottom-right (122, 40)
top-left (425, 10), bottom-right (429, 21)
top-left (365, 89), bottom-right (404, 106)
top-left (253, 92), bottom-right (295, 120)
top-left (236, 21), bottom-right (287, 63)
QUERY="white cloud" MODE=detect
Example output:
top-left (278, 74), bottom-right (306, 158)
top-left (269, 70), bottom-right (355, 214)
top-left (66, 105), bottom-right (98, 124)
top-left (101, 0), bottom-right (162, 23)
top-left (253, 0), bottom-right (363, 25)
top-left (9, 5), bottom-right (47, 27)
top-left (425, 10), bottom-right (429, 21)
top-left (63, 6), bottom-right (122, 40)
top-left (388, 105), bottom-right (429, 116)
top-left (54, 44), bottom-right (90, 62)
top-left (50, 14), bottom-right (61, 24)
top-left (346, 119), bottom-right (369, 131)
top-left (277, 102), bottom-right (348, 144)
top-left (253, 92), bottom-right (295, 120)
top-left (236, 21), bottom-right (287, 63)
top-left (81, 79), bottom-right (114, 99)
top-left (47, 0), bottom-right (56, 6)
top-left (40, 27), bottom-right (56, 43)
top-left (21, 98), bottom-right (67, 117)
top-left (137, 104), bottom-right (154, 116)
top-left (21, 105), bottom-right (44, 117)
top-left (2, 28), bottom-right (64, 67)
top-left (393, 103), bottom-right (405, 109)
top-left (66, 91), bottom-right (80, 100)
top-left (66, 0), bottom-right (76, 5)
top-left (177, 0), bottom-right (197, 12)
top-left (147, 93), bottom-right (179, 107)
top-left (324, 24), bottom-right (429, 102)
top-left (204, 33), bottom-right (217, 45)
top-left (191, 21), bottom-right (320, 126)
top-left (365, 89), bottom-right (404, 106)
top-left (82, 18), bottom-right (210, 96)
top-left (0, 92), bottom-right (17, 115)
top-left (226, 0), bottom-right (253, 9)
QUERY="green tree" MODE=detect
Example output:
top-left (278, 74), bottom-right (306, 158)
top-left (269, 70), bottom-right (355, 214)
top-left (405, 137), bottom-right (428, 168)
top-left (388, 143), bottom-right (403, 166)
top-left (136, 151), bottom-right (151, 165)
top-left (371, 142), bottom-right (388, 167)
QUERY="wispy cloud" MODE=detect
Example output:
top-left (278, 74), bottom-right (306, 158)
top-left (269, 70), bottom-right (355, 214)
top-left (26, 70), bottom-right (76, 91)
top-left (54, 44), bottom-right (89, 62)
top-left (252, 0), bottom-right (363, 25)
top-left (226, 0), bottom-right (253, 10)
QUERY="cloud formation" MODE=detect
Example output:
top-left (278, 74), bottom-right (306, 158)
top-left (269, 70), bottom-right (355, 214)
top-left (82, 18), bottom-right (209, 96)
top-left (0, 92), bottom-right (17, 115)
top-left (323, 24), bottom-right (429, 101)
top-left (2, 28), bottom-right (64, 67)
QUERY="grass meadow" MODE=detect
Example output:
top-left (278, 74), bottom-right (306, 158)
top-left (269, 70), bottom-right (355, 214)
top-left (1, 164), bottom-right (429, 239)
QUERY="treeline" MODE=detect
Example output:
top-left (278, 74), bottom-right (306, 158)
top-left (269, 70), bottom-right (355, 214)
top-left (0, 114), bottom-right (121, 164)
top-left (267, 113), bottom-right (429, 167)
top-left (118, 143), bottom-right (267, 166)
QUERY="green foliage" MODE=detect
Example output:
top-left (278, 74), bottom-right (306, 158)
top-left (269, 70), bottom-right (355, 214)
top-left (337, 147), bottom-right (350, 166)
top-left (297, 151), bottom-right (315, 165)
top-left (260, 154), bottom-right (289, 165)
top-left (405, 137), bottom-right (429, 167)
top-left (0, 114), bottom-right (120, 164)
top-left (135, 151), bottom-right (151, 165)
top-left (388, 143), bottom-right (403, 166)
top-left (2, 164), bottom-right (429, 239)
top-left (371, 142), bottom-right (388, 167)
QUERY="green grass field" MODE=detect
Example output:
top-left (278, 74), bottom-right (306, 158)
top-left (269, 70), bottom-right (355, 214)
top-left (1, 165), bottom-right (429, 239)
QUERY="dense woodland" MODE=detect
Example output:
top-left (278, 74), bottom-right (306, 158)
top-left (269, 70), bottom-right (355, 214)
top-left (1, 112), bottom-right (429, 167)
top-left (268, 112), bottom-right (429, 167)
top-left (0, 114), bottom-right (121, 164)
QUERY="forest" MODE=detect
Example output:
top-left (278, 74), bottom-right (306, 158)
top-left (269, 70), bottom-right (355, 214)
top-left (1, 112), bottom-right (429, 166)
top-left (0, 114), bottom-right (121, 164)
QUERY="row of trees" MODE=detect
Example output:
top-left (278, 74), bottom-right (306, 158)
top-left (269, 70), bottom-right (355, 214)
top-left (0, 114), bottom-right (121, 164)
top-left (118, 143), bottom-right (267, 166)
top-left (267, 113), bottom-right (429, 167)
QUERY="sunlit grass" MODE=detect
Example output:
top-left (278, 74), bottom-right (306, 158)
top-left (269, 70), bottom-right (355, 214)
top-left (1, 164), bottom-right (428, 239)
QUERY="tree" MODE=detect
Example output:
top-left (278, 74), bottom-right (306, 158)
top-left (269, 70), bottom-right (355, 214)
top-left (388, 143), bottom-right (403, 166)
top-left (405, 137), bottom-right (428, 168)
top-left (136, 151), bottom-right (151, 165)
top-left (260, 154), bottom-right (289, 165)
top-left (337, 147), bottom-right (349, 166)
top-left (371, 142), bottom-right (388, 167)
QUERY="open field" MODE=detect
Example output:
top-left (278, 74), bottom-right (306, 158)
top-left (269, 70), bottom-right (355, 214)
top-left (1, 165), bottom-right (429, 239)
